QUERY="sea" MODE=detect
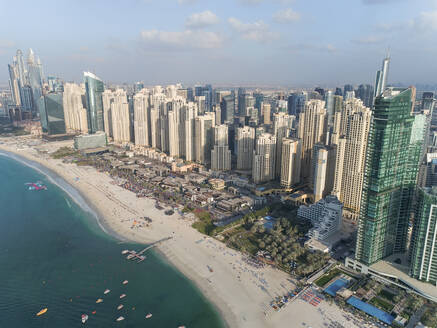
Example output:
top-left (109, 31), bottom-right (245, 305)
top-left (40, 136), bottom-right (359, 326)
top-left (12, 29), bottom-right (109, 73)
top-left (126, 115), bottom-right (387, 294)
top-left (0, 152), bottom-right (225, 328)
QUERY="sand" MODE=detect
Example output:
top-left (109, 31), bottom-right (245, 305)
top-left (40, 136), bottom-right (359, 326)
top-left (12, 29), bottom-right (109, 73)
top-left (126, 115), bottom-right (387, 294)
top-left (0, 137), bottom-right (371, 328)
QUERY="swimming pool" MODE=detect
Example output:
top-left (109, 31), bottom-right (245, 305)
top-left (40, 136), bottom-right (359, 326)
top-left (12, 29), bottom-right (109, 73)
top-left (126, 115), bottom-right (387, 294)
top-left (347, 296), bottom-right (394, 325)
top-left (324, 277), bottom-right (349, 296)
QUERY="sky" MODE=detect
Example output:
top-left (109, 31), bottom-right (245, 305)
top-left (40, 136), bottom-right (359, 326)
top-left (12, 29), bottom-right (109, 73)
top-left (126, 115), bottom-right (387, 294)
top-left (1, 0), bottom-right (437, 87)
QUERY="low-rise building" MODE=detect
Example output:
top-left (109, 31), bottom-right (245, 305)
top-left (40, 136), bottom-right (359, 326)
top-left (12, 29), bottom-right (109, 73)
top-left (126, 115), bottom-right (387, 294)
top-left (74, 131), bottom-right (107, 150)
top-left (298, 195), bottom-right (343, 241)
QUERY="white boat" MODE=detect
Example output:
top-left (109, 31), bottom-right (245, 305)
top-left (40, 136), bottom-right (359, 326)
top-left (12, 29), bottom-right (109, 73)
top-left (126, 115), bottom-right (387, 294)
top-left (81, 314), bottom-right (88, 324)
top-left (117, 304), bottom-right (124, 310)
top-left (145, 313), bottom-right (152, 319)
top-left (122, 280), bottom-right (128, 285)
top-left (104, 289), bottom-right (110, 294)
top-left (116, 316), bottom-right (125, 322)
top-left (120, 294), bottom-right (126, 299)
top-left (121, 250), bottom-right (129, 255)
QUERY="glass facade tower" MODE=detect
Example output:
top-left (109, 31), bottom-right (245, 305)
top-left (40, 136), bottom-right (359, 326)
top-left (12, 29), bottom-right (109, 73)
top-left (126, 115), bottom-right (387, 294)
top-left (355, 87), bottom-right (425, 266)
top-left (84, 72), bottom-right (104, 134)
top-left (410, 187), bottom-right (437, 284)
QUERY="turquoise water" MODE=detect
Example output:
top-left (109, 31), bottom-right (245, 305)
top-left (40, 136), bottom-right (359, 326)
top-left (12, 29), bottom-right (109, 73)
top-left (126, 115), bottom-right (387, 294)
top-left (0, 154), bottom-right (224, 328)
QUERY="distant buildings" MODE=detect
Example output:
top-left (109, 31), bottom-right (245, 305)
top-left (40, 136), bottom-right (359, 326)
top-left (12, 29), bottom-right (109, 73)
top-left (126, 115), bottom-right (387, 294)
top-left (236, 126), bottom-right (255, 171)
top-left (211, 125), bottom-right (231, 171)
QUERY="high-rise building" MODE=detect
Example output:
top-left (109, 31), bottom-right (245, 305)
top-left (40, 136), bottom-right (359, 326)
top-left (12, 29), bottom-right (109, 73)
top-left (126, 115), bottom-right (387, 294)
top-left (332, 99), bottom-right (371, 220)
top-left (183, 102), bottom-right (198, 162)
top-left (273, 112), bottom-right (293, 178)
top-left (211, 125), bottom-right (231, 171)
top-left (84, 72), bottom-right (105, 134)
top-left (298, 100), bottom-right (326, 183)
top-left (237, 126), bottom-right (255, 171)
top-left (63, 83), bottom-right (88, 133)
top-left (39, 93), bottom-right (66, 135)
top-left (110, 89), bottom-right (130, 144)
top-left (280, 138), bottom-right (301, 188)
top-left (237, 87), bottom-right (246, 115)
top-left (312, 144), bottom-right (336, 202)
top-left (27, 49), bottom-right (43, 114)
top-left (134, 81), bottom-right (144, 93)
top-left (374, 56), bottom-right (390, 98)
top-left (343, 84), bottom-right (354, 98)
top-left (287, 92), bottom-right (307, 117)
top-left (409, 187), bottom-right (437, 284)
top-left (195, 112), bottom-right (215, 166)
top-left (221, 94), bottom-right (235, 123)
top-left (356, 84), bottom-right (374, 108)
top-left (355, 87), bottom-right (425, 266)
top-left (252, 133), bottom-right (276, 184)
top-left (133, 89), bottom-right (150, 147)
top-left (325, 90), bottom-right (334, 129)
top-left (262, 103), bottom-right (271, 125)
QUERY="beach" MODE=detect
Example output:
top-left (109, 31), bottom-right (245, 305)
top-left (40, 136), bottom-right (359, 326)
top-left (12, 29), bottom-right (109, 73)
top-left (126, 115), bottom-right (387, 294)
top-left (0, 136), bottom-right (370, 328)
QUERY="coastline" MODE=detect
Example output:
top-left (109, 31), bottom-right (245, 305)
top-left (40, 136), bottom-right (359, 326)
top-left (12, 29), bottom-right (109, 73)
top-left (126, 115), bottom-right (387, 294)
top-left (0, 138), bottom-right (365, 328)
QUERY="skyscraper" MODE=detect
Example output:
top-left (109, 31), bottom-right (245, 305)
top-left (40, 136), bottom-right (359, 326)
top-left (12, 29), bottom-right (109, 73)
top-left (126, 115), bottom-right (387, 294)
top-left (221, 94), bottom-right (235, 123)
top-left (374, 56), bottom-right (390, 98)
top-left (280, 138), bottom-right (301, 188)
top-left (356, 84), bottom-right (374, 108)
top-left (262, 103), bottom-right (271, 125)
top-left (133, 89), bottom-right (150, 147)
top-left (409, 187), bottom-right (437, 284)
top-left (355, 87), bottom-right (425, 265)
top-left (236, 126), bottom-right (255, 171)
top-left (39, 93), bottom-right (66, 135)
top-left (63, 83), bottom-right (88, 133)
top-left (287, 92), bottom-right (307, 117)
top-left (27, 49), bottom-right (43, 114)
top-left (84, 72), bottom-right (105, 134)
top-left (312, 144), bottom-right (336, 202)
top-left (211, 125), bottom-right (231, 171)
top-left (332, 98), bottom-right (372, 219)
top-left (110, 89), bottom-right (130, 144)
top-left (195, 112), bottom-right (215, 166)
top-left (273, 112), bottom-right (293, 178)
top-left (298, 100), bottom-right (326, 183)
top-left (252, 133), bottom-right (276, 184)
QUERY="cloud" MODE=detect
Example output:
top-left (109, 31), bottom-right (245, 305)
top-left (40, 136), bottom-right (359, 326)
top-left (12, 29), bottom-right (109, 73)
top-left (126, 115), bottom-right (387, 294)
top-left (352, 35), bottom-right (386, 44)
top-left (228, 17), bottom-right (278, 42)
top-left (140, 29), bottom-right (223, 49)
top-left (273, 8), bottom-right (300, 23)
top-left (238, 0), bottom-right (295, 4)
top-left (185, 10), bottom-right (219, 29)
top-left (414, 11), bottom-right (437, 30)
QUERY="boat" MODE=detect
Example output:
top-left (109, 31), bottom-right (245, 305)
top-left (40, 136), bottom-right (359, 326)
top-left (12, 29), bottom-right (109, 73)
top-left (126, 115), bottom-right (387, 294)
top-left (92, 311), bottom-right (96, 315)
top-left (122, 280), bottom-right (128, 285)
top-left (36, 308), bottom-right (47, 316)
top-left (126, 254), bottom-right (134, 260)
top-left (96, 298), bottom-right (103, 303)
top-left (116, 316), bottom-right (125, 322)
top-left (145, 313), bottom-right (152, 319)
top-left (117, 304), bottom-right (124, 310)
top-left (207, 265), bottom-right (213, 273)
top-left (81, 314), bottom-right (88, 324)
top-left (121, 250), bottom-right (129, 255)
top-left (104, 289), bottom-right (110, 294)
top-left (120, 294), bottom-right (126, 299)
top-left (178, 326), bottom-right (186, 328)
top-left (26, 182), bottom-right (47, 191)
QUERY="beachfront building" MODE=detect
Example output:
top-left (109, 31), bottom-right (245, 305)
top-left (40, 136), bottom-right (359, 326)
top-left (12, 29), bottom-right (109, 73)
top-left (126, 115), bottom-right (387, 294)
top-left (84, 72), bottom-right (104, 134)
top-left (298, 195), bottom-right (343, 241)
top-left (39, 93), bottom-right (66, 135)
top-left (63, 83), bottom-right (88, 134)
top-left (110, 89), bottom-right (131, 144)
top-left (195, 112), bottom-right (215, 166)
top-left (133, 89), bottom-right (150, 147)
top-left (74, 131), bottom-right (107, 150)
top-left (355, 87), bottom-right (426, 266)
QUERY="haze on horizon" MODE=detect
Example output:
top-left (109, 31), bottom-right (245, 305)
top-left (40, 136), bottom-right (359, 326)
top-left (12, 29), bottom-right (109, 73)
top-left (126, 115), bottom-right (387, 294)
top-left (1, 0), bottom-right (437, 86)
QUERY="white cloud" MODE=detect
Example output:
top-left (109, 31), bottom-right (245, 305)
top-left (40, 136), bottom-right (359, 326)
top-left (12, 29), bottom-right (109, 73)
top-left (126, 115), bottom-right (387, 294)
top-left (185, 10), bottom-right (219, 29)
top-left (140, 29), bottom-right (223, 49)
top-left (414, 11), bottom-right (437, 30)
top-left (238, 0), bottom-right (295, 5)
top-left (273, 8), bottom-right (300, 23)
top-left (228, 17), bottom-right (278, 42)
top-left (287, 43), bottom-right (337, 53)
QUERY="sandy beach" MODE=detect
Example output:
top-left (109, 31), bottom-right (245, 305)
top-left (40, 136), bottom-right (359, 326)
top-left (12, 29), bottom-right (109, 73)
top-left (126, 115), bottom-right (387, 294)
top-left (0, 137), bottom-right (372, 328)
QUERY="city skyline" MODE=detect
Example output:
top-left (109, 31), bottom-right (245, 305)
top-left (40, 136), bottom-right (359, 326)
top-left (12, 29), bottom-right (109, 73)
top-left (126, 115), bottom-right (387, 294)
top-left (1, 0), bottom-right (437, 86)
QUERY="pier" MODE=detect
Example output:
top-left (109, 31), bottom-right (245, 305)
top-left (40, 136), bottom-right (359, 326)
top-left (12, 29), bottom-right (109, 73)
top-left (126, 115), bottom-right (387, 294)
top-left (122, 236), bottom-right (173, 263)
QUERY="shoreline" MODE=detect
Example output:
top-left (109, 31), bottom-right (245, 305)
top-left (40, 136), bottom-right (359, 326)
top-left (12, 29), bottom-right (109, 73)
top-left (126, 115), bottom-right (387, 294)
top-left (0, 138), bottom-right (366, 328)
top-left (0, 145), bottom-right (235, 328)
